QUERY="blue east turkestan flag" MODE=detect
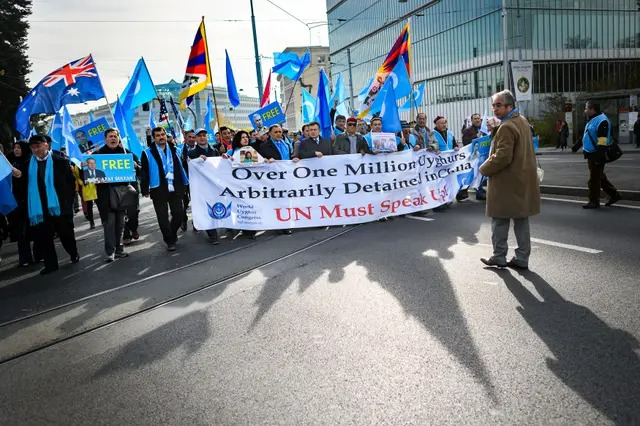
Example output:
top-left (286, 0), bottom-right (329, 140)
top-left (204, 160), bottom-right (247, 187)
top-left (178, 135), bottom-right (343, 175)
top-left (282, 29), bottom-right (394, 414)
top-left (149, 109), bottom-right (157, 129)
top-left (301, 88), bottom-right (316, 124)
top-left (0, 174), bottom-right (18, 215)
top-left (204, 95), bottom-right (215, 136)
top-left (15, 55), bottom-right (106, 139)
top-left (398, 81), bottom-right (426, 112)
top-left (374, 78), bottom-right (402, 133)
top-left (114, 98), bottom-right (144, 157)
top-left (120, 58), bottom-right (156, 112)
top-left (61, 106), bottom-right (84, 165)
top-left (272, 50), bottom-right (310, 81)
top-left (388, 56), bottom-right (412, 100)
top-left (225, 50), bottom-right (240, 108)
top-left (48, 110), bottom-right (63, 151)
top-left (315, 69), bottom-right (332, 139)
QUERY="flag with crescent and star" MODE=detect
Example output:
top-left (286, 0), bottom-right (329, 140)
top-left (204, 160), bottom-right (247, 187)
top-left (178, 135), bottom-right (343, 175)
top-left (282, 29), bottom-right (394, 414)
top-left (15, 54), bottom-right (106, 139)
top-left (358, 22), bottom-right (410, 118)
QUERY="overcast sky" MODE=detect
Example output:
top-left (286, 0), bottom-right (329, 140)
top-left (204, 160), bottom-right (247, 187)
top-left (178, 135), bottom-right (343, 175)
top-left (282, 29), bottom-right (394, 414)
top-left (26, 0), bottom-right (329, 104)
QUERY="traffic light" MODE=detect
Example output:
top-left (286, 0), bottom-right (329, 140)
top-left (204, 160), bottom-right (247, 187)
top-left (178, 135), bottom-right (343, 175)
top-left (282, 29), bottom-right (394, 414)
top-left (142, 102), bottom-right (149, 111)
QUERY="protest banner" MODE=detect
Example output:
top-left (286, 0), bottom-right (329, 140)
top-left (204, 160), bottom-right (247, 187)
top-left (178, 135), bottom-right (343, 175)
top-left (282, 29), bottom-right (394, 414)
top-left (83, 153), bottom-right (136, 184)
top-left (73, 117), bottom-right (110, 153)
top-left (189, 145), bottom-right (481, 230)
top-left (248, 101), bottom-right (285, 130)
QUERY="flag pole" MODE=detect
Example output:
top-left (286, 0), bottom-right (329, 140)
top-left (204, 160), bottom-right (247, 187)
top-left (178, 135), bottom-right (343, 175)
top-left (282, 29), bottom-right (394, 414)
top-left (284, 76), bottom-right (302, 116)
top-left (91, 54), bottom-right (118, 128)
top-left (201, 16), bottom-right (221, 128)
top-left (140, 56), bottom-right (175, 137)
top-left (407, 18), bottom-right (418, 119)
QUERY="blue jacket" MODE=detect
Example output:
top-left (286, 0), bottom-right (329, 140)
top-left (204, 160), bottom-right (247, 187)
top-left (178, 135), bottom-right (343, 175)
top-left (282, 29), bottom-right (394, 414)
top-left (433, 130), bottom-right (455, 151)
top-left (142, 143), bottom-right (189, 195)
top-left (583, 113), bottom-right (611, 153)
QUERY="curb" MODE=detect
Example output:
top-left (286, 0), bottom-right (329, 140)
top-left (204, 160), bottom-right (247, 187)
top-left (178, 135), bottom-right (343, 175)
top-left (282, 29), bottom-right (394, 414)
top-left (540, 185), bottom-right (640, 201)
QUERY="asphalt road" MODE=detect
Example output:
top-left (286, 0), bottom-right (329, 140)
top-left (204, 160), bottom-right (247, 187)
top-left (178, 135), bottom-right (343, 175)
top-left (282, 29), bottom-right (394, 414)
top-left (1, 197), bottom-right (639, 424)
top-left (537, 147), bottom-right (640, 192)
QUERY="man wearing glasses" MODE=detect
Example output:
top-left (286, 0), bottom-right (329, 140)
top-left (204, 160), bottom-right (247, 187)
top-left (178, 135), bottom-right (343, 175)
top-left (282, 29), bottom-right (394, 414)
top-left (479, 90), bottom-right (540, 270)
top-left (332, 117), bottom-right (368, 155)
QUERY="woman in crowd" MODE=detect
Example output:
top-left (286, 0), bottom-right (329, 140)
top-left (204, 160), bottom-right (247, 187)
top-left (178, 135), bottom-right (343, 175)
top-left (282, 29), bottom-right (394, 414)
top-left (223, 130), bottom-right (258, 240)
top-left (6, 141), bottom-right (41, 266)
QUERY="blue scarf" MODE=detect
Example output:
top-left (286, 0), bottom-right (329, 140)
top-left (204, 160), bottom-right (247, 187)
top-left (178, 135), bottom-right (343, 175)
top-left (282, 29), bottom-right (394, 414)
top-left (272, 138), bottom-right (290, 160)
top-left (156, 144), bottom-right (175, 192)
top-left (27, 153), bottom-right (60, 225)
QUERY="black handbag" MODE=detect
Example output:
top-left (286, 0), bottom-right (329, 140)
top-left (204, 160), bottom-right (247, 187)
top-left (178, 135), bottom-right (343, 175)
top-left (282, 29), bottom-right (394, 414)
top-left (109, 184), bottom-right (138, 210)
top-left (605, 140), bottom-right (623, 163)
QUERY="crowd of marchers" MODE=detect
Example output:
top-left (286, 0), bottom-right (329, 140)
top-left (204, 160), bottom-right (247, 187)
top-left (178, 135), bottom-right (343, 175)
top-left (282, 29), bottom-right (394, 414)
top-left (0, 90), bottom-right (622, 275)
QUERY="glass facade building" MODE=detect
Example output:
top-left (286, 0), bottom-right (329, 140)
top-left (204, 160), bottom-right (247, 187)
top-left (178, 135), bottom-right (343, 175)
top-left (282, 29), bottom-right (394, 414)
top-left (327, 0), bottom-right (640, 141)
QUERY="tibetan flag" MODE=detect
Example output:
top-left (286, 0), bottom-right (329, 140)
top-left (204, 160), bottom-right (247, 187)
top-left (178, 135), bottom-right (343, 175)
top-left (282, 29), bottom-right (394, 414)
top-left (358, 22), bottom-right (410, 118)
top-left (179, 21), bottom-right (211, 108)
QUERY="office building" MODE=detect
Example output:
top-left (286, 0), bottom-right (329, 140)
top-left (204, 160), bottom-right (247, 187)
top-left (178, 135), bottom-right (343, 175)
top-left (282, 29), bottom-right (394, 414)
top-left (327, 0), bottom-right (640, 142)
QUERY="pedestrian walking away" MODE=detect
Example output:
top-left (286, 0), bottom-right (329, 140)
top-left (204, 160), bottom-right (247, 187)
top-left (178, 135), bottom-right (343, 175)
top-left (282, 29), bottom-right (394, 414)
top-left (571, 101), bottom-right (622, 209)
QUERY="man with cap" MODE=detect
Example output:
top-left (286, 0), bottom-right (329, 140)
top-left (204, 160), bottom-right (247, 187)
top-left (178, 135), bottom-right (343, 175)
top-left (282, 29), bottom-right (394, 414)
top-left (141, 127), bottom-right (189, 251)
top-left (16, 134), bottom-right (80, 274)
top-left (333, 117), bottom-right (367, 155)
top-left (187, 128), bottom-right (222, 244)
top-left (399, 121), bottom-right (422, 151)
top-left (433, 115), bottom-right (460, 154)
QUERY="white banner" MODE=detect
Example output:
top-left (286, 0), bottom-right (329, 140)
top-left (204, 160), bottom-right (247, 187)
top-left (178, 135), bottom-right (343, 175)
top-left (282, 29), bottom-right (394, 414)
top-left (189, 145), bottom-right (481, 230)
top-left (511, 61), bottom-right (533, 101)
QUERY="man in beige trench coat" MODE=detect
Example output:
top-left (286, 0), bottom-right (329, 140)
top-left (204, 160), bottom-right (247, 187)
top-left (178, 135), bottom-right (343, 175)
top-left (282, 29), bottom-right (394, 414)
top-left (479, 90), bottom-right (541, 270)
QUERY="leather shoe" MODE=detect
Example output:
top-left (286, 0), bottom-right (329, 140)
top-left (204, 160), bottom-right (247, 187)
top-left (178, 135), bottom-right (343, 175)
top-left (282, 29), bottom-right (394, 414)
top-left (582, 203), bottom-right (600, 209)
top-left (71, 254), bottom-right (80, 264)
top-left (605, 195), bottom-right (621, 206)
top-left (480, 258), bottom-right (507, 268)
top-left (506, 260), bottom-right (528, 270)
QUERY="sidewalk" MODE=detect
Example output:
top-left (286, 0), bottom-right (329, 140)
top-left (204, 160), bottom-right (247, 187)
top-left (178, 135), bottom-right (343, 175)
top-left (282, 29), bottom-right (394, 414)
top-left (536, 144), bottom-right (640, 201)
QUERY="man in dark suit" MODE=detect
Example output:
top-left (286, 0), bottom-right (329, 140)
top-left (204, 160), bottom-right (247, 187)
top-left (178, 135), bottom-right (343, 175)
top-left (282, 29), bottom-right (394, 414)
top-left (141, 127), bottom-right (189, 251)
top-left (332, 117), bottom-right (367, 155)
top-left (187, 128), bottom-right (221, 244)
top-left (296, 122), bottom-right (332, 159)
top-left (17, 135), bottom-right (79, 274)
top-left (84, 157), bottom-right (106, 183)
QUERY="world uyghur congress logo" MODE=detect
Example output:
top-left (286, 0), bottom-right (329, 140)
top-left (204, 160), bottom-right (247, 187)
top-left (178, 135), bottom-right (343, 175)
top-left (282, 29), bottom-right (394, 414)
top-left (207, 202), bottom-right (232, 220)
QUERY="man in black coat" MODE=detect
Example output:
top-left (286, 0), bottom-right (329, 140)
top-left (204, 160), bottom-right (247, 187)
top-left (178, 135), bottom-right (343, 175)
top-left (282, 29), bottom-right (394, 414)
top-left (92, 129), bottom-right (131, 262)
top-left (17, 135), bottom-right (79, 275)
top-left (141, 127), bottom-right (188, 251)
top-left (296, 122), bottom-right (332, 159)
top-left (187, 128), bottom-right (221, 244)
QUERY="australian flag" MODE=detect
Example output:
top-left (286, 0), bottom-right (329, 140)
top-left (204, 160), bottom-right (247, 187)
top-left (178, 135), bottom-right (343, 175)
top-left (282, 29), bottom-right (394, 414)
top-left (15, 55), bottom-right (106, 139)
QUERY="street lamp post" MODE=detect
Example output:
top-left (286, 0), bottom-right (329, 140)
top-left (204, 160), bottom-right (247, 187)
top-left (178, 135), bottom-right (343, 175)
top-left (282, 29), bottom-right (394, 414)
top-left (250, 0), bottom-right (264, 100)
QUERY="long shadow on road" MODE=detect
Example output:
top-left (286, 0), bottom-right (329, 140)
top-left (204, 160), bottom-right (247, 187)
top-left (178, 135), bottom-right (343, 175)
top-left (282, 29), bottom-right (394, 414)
top-left (488, 267), bottom-right (640, 423)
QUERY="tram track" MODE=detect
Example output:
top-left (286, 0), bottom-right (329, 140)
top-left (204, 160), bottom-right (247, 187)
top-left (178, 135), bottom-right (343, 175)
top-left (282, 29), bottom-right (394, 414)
top-left (0, 225), bottom-right (358, 364)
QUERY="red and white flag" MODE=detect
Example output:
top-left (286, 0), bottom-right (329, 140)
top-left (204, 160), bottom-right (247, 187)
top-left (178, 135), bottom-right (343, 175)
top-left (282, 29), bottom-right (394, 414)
top-left (260, 71), bottom-right (272, 107)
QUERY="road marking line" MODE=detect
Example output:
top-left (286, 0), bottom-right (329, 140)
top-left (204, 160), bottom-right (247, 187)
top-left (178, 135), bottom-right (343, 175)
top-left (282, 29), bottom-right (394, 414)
top-left (406, 215), bottom-right (435, 222)
top-left (530, 238), bottom-right (602, 254)
top-left (541, 197), bottom-right (640, 210)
